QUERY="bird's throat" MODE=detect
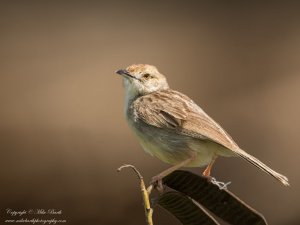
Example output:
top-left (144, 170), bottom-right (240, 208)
top-left (124, 84), bottom-right (140, 114)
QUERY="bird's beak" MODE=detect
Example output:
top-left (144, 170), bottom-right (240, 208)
top-left (115, 69), bottom-right (139, 80)
top-left (116, 69), bottom-right (128, 76)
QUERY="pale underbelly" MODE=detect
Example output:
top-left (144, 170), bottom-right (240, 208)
top-left (138, 137), bottom-right (215, 167)
top-left (132, 126), bottom-right (226, 167)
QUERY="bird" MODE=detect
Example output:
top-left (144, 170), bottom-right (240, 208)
top-left (116, 64), bottom-right (289, 187)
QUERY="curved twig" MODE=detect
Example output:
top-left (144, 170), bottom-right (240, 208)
top-left (117, 164), bottom-right (154, 225)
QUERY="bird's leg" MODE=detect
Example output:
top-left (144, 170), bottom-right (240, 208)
top-left (151, 153), bottom-right (197, 191)
top-left (202, 155), bottom-right (218, 177)
top-left (202, 155), bottom-right (231, 190)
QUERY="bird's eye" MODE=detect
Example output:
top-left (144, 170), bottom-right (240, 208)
top-left (143, 73), bottom-right (150, 79)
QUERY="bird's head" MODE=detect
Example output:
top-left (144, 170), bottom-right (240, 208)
top-left (116, 64), bottom-right (169, 98)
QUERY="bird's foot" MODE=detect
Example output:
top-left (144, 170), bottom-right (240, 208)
top-left (202, 169), bottom-right (211, 177)
top-left (150, 175), bottom-right (165, 193)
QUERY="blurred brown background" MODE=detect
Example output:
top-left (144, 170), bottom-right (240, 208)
top-left (0, 1), bottom-right (299, 224)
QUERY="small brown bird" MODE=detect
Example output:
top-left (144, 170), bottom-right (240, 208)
top-left (116, 64), bottom-right (289, 187)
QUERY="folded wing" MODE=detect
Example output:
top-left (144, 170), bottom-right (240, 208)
top-left (131, 89), bottom-right (239, 151)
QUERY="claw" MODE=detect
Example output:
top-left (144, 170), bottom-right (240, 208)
top-left (151, 176), bottom-right (165, 192)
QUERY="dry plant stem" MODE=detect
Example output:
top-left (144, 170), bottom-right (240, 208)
top-left (117, 164), bottom-right (154, 225)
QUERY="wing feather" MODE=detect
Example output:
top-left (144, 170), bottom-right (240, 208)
top-left (131, 89), bottom-right (239, 151)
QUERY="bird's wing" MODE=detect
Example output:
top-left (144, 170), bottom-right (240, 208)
top-left (131, 89), bottom-right (239, 150)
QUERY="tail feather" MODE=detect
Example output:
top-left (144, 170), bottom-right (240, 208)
top-left (234, 149), bottom-right (289, 186)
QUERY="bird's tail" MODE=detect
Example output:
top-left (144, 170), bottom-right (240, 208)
top-left (234, 149), bottom-right (289, 186)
